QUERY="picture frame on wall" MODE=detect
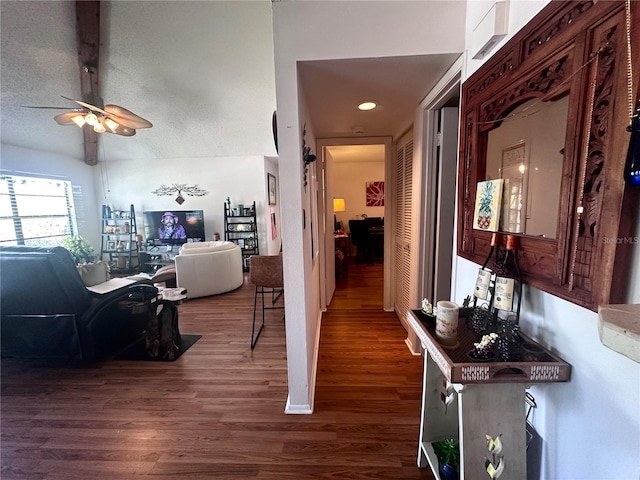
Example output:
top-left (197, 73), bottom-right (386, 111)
top-left (268, 173), bottom-right (277, 205)
top-left (366, 181), bottom-right (385, 207)
top-left (473, 179), bottom-right (504, 232)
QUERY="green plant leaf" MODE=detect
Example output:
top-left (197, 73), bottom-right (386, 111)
top-left (61, 235), bottom-right (97, 264)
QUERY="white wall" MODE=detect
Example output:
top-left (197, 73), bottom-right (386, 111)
top-left (0, 144), bottom-right (101, 247)
top-left (0, 149), bottom-right (278, 259)
top-left (273, 0), bottom-right (466, 413)
top-left (465, 0), bottom-right (551, 77)
top-left (454, 2), bottom-right (640, 478)
top-left (333, 159), bottom-right (385, 235)
top-left (94, 155), bottom-right (273, 256)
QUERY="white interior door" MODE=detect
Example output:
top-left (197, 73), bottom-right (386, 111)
top-left (432, 106), bottom-right (459, 303)
top-left (322, 146), bottom-right (336, 308)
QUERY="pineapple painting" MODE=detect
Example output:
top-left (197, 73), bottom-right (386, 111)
top-left (473, 179), bottom-right (504, 232)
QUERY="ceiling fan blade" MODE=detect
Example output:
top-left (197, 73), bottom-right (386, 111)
top-left (105, 124), bottom-right (137, 137)
top-left (23, 105), bottom-right (84, 111)
top-left (104, 104), bottom-right (153, 129)
top-left (62, 96), bottom-right (110, 116)
top-left (54, 112), bottom-right (82, 125)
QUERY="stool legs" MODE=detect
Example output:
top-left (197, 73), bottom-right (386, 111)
top-left (250, 286), bottom-right (285, 350)
top-left (251, 286), bottom-right (265, 350)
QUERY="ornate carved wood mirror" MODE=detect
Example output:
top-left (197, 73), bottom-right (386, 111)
top-left (457, 1), bottom-right (639, 311)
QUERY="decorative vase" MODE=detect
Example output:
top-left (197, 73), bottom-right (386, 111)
top-left (435, 301), bottom-right (459, 347)
top-left (439, 462), bottom-right (459, 480)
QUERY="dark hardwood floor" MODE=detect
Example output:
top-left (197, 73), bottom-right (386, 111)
top-left (1, 259), bottom-right (434, 479)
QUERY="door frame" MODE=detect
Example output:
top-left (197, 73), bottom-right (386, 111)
top-left (416, 56), bottom-right (462, 306)
top-left (402, 56), bottom-right (463, 355)
top-left (317, 136), bottom-right (393, 311)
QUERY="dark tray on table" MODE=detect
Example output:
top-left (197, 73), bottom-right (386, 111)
top-left (410, 310), bottom-right (571, 384)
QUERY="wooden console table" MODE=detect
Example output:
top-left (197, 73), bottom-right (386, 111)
top-left (406, 310), bottom-right (571, 479)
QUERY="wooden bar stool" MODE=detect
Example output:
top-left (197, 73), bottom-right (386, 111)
top-left (249, 254), bottom-right (284, 349)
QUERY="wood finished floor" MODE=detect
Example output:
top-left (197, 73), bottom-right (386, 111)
top-left (1, 260), bottom-right (434, 479)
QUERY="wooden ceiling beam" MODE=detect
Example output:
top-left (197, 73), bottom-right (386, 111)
top-left (75, 1), bottom-right (100, 166)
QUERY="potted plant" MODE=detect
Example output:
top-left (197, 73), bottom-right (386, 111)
top-left (62, 235), bottom-right (97, 264)
top-left (432, 438), bottom-right (459, 480)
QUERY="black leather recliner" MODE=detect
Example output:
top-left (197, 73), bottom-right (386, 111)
top-left (0, 246), bottom-right (157, 360)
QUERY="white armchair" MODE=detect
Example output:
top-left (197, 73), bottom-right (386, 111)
top-left (175, 241), bottom-right (243, 299)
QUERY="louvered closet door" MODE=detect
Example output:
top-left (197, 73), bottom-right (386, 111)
top-left (393, 136), bottom-right (413, 322)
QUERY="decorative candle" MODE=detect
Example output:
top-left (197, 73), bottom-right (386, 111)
top-left (435, 301), bottom-right (460, 346)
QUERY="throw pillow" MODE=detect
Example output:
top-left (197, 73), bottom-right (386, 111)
top-left (77, 260), bottom-right (110, 287)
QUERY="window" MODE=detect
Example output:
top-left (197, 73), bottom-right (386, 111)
top-left (0, 173), bottom-right (77, 247)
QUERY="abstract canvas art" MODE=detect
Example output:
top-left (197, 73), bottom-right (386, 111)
top-left (366, 181), bottom-right (384, 207)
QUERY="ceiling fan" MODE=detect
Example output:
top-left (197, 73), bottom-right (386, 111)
top-left (26, 66), bottom-right (153, 137)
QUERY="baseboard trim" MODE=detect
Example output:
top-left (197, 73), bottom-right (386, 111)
top-left (405, 337), bottom-right (422, 356)
top-left (284, 395), bottom-right (313, 414)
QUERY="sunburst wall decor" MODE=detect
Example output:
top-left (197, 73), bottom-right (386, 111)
top-left (152, 183), bottom-right (209, 204)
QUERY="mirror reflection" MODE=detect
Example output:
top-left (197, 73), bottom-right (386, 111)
top-left (486, 96), bottom-right (569, 239)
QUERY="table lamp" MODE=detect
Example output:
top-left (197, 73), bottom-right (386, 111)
top-left (333, 198), bottom-right (346, 233)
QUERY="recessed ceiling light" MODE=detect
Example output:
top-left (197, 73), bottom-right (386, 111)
top-left (358, 101), bottom-right (377, 111)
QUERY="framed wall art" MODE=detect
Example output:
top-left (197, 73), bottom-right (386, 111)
top-left (365, 181), bottom-right (384, 207)
top-left (268, 173), bottom-right (277, 205)
top-left (473, 179), bottom-right (504, 232)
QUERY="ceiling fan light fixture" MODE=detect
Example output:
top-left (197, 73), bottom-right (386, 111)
top-left (104, 118), bottom-right (119, 132)
top-left (85, 112), bottom-right (99, 127)
top-left (71, 115), bottom-right (86, 128)
top-left (93, 121), bottom-right (106, 133)
top-left (358, 101), bottom-right (377, 111)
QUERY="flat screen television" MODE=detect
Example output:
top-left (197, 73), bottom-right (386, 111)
top-left (143, 210), bottom-right (205, 245)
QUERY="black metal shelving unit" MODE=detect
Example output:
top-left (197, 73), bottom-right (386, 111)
top-left (100, 204), bottom-right (140, 274)
top-left (224, 201), bottom-right (258, 271)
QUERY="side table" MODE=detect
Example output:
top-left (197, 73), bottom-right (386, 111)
top-left (143, 287), bottom-right (187, 360)
top-left (406, 310), bottom-right (571, 479)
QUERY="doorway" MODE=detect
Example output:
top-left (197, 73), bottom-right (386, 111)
top-left (317, 137), bottom-right (393, 312)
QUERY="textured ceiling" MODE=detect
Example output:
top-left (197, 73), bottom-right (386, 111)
top-left (1, 1), bottom-right (459, 166)
top-left (1, 1), bottom-right (278, 164)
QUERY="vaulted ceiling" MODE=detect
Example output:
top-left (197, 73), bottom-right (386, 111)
top-left (1, 1), bottom-right (459, 167)
top-left (1, 1), bottom-right (279, 165)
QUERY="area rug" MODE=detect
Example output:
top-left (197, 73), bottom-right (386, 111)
top-left (114, 334), bottom-right (202, 361)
